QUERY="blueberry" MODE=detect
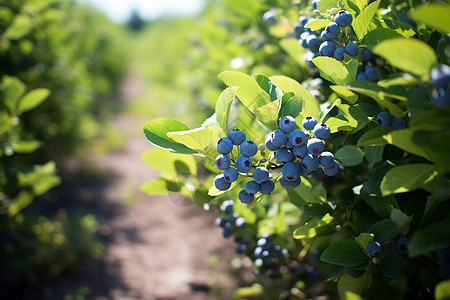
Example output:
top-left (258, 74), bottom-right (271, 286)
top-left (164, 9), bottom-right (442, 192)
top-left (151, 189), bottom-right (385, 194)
top-left (270, 129), bottom-right (288, 148)
top-left (276, 147), bottom-right (294, 163)
top-left (390, 117), bottom-right (406, 129)
top-left (356, 71), bottom-right (367, 81)
top-left (334, 10), bottom-right (353, 28)
top-left (262, 9), bottom-right (277, 24)
top-left (298, 16), bottom-right (309, 26)
top-left (395, 237), bottom-right (410, 255)
top-left (365, 66), bottom-right (380, 82)
top-left (235, 217), bottom-right (246, 229)
top-left (265, 135), bottom-right (279, 151)
top-left (307, 35), bottom-right (320, 53)
top-left (302, 116), bottom-right (318, 130)
top-left (214, 174), bottom-right (231, 191)
top-left (430, 64), bottom-right (450, 88)
top-left (321, 30), bottom-right (331, 42)
top-left (253, 167), bottom-right (270, 183)
top-left (238, 189), bottom-right (254, 204)
top-left (325, 22), bottom-right (340, 39)
top-left (223, 167), bottom-right (239, 182)
top-left (245, 180), bottom-right (260, 194)
top-left (260, 180), bottom-right (275, 194)
top-left (222, 224), bottom-right (234, 238)
top-left (437, 247), bottom-right (450, 262)
top-left (319, 41), bottom-right (336, 57)
top-left (301, 154), bottom-right (320, 173)
top-left (307, 138), bottom-right (325, 156)
top-left (280, 177), bottom-right (301, 188)
top-left (279, 116), bottom-right (297, 133)
top-left (282, 162), bottom-right (302, 181)
top-left (334, 47), bottom-right (345, 61)
top-left (431, 87), bottom-right (450, 108)
top-left (345, 43), bottom-right (359, 56)
top-left (319, 151), bottom-right (335, 168)
top-left (312, 0), bottom-right (319, 9)
top-left (289, 128), bottom-right (308, 146)
top-left (228, 129), bottom-right (246, 145)
top-left (285, 140), bottom-right (293, 149)
top-left (235, 243), bottom-right (248, 254)
top-left (292, 144), bottom-right (308, 159)
top-left (376, 112), bottom-right (393, 127)
top-left (440, 262), bottom-right (450, 278)
top-left (240, 140), bottom-right (258, 157)
top-left (235, 156), bottom-right (253, 173)
top-left (220, 200), bottom-right (234, 213)
top-left (367, 241), bottom-right (382, 256)
top-left (323, 161), bottom-right (339, 176)
top-left (362, 49), bottom-right (372, 62)
top-left (215, 154), bottom-right (231, 170)
top-left (216, 137), bottom-right (233, 154)
top-left (313, 123), bottom-right (331, 140)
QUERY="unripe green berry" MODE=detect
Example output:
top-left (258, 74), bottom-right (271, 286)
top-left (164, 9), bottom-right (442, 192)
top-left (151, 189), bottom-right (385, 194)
top-left (331, 7), bottom-right (338, 14)
top-left (313, 9), bottom-right (321, 16)
top-left (372, 257), bottom-right (380, 264)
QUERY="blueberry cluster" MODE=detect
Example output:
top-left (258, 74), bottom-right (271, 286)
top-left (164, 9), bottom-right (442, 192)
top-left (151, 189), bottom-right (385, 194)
top-left (266, 115), bottom-right (340, 189)
top-left (214, 129), bottom-right (257, 190)
top-left (430, 64), bottom-right (450, 108)
top-left (215, 200), bottom-right (247, 239)
top-left (355, 49), bottom-right (380, 82)
top-left (437, 247), bottom-right (450, 278)
top-left (253, 235), bottom-right (290, 267)
top-left (240, 166), bottom-right (275, 204)
top-left (376, 112), bottom-right (406, 129)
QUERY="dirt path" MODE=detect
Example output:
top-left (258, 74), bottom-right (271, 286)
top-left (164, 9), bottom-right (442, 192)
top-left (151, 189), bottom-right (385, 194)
top-left (43, 77), bottom-right (237, 299)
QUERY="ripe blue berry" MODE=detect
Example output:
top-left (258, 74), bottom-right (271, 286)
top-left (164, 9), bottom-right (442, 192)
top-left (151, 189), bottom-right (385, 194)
top-left (440, 262), bottom-right (450, 278)
top-left (430, 64), bottom-right (450, 88)
top-left (362, 49), bottom-right (372, 62)
top-left (438, 248), bottom-right (450, 262)
top-left (307, 138), bottom-right (325, 156)
top-left (312, 0), bottom-right (319, 9)
top-left (253, 167), bottom-right (270, 183)
top-left (285, 140), bottom-right (293, 149)
top-left (239, 189), bottom-right (254, 204)
top-left (262, 9), bottom-right (277, 24)
top-left (390, 117), bottom-right (406, 129)
top-left (321, 30), bottom-right (331, 42)
top-left (275, 147), bottom-right (294, 163)
top-left (345, 43), bottom-right (359, 56)
top-left (279, 116), bottom-right (297, 133)
top-left (319, 151), bottom-right (335, 168)
top-left (260, 180), bottom-right (275, 194)
top-left (235, 243), bottom-right (248, 254)
top-left (313, 123), bottom-right (331, 140)
top-left (395, 237), bottom-right (410, 255)
top-left (367, 241), bottom-right (382, 256)
top-left (323, 161), bottom-right (339, 176)
top-left (228, 129), bottom-right (246, 145)
top-left (293, 144), bottom-right (308, 158)
top-left (245, 180), bottom-right (260, 194)
top-left (223, 167), bottom-right (239, 183)
top-left (301, 154), bottom-right (320, 173)
top-left (334, 47), bottom-right (345, 61)
top-left (289, 129), bottom-right (308, 146)
top-left (215, 154), bottom-right (231, 170)
top-left (240, 140), bottom-right (258, 157)
top-left (365, 66), bottom-right (380, 82)
top-left (282, 162), bottom-right (302, 181)
top-left (265, 135), bottom-right (279, 151)
top-left (216, 137), bottom-right (233, 154)
top-left (214, 174), bottom-right (231, 191)
top-left (235, 217), bottom-right (246, 229)
top-left (376, 112), bottom-right (393, 127)
top-left (334, 10), bottom-right (353, 28)
top-left (319, 41), bottom-right (336, 57)
top-left (302, 116), bottom-right (318, 130)
top-left (220, 200), bottom-right (234, 213)
top-left (431, 87), bottom-right (450, 108)
top-left (270, 129), bottom-right (288, 148)
top-left (280, 177), bottom-right (301, 188)
top-left (325, 22), bottom-right (340, 39)
top-left (235, 156), bottom-right (253, 173)
top-left (307, 35), bottom-right (320, 52)
top-left (299, 37), bottom-right (309, 49)
top-left (356, 71), bottom-right (367, 81)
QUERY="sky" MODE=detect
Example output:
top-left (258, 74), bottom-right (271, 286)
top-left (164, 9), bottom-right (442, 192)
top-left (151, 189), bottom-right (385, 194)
top-left (78, 0), bottom-right (205, 23)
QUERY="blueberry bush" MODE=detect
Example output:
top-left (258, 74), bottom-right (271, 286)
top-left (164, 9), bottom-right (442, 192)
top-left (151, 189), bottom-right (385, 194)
top-left (142, 0), bottom-right (450, 299)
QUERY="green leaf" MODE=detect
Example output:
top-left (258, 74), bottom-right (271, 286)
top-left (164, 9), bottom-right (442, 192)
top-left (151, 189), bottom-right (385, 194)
top-left (305, 19), bottom-right (332, 31)
top-left (218, 71), bottom-right (271, 113)
top-left (317, 0), bottom-right (339, 12)
top-left (3, 15), bottom-right (33, 40)
top-left (280, 95), bottom-right (302, 119)
top-left (11, 140), bottom-right (41, 153)
top-left (326, 115), bottom-right (353, 133)
top-left (270, 75), bottom-right (320, 120)
top-left (338, 273), bottom-right (372, 299)
top-left (143, 118), bottom-right (197, 154)
top-left (409, 222), bottom-right (450, 256)
top-left (390, 208), bottom-right (413, 236)
top-left (17, 88), bottom-right (50, 114)
top-left (301, 202), bottom-right (333, 218)
top-left (0, 75), bottom-right (25, 113)
top-left (380, 164), bottom-right (439, 196)
top-left (8, 191), bottom-right (34, 216)
top-left (312, 56), bottom-right (352, 86)
top-left (141, 178), bottom-right (171, 196)
top-left (357, 126), bottom-right (393, 147)
top-left (321, 239), bottom-right (370, 267)
top-left (373, 38), bottom-right (438, 78)
top-left (379, 254), bottom-right (410, 279)
top-left (363, 145), bottom-right (384, 166)
top-left (360, 27), bottom-right (404, 49)
top-left (355, 233), bottom-right (374, 257)
top-left (253, 74), bottom-right (284, 101)
top-left (215, 87), bottom-right (237, 132)
top-left (279, 38), bottom-right (308, 67)
top-left (352, 0), bottom-right (380, 40)
top-left (370, 196), bottom-right (398, 219)
top-left (141, 148), bottom-right (197, 178)
top-left (335, 145), bottom-right (364, 167)
top-left (411, 4), bottom-right (450, 34)
top-left (330, 85), bottom-right (359, 104)
top-left (354, 0), bottom-right (369, 14)
top-left (382, 129), bottom-right (434, 161)
top-left (435, 280), bottom-right (450, 300)
top-left (167, 126), bottom-right (222, 156)
top-left (293, 213), bottom-right (333, 239)
top-left (255, 100), bottom-right (280, 131)
top-left (368, 219), bottom-right (398, 243)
